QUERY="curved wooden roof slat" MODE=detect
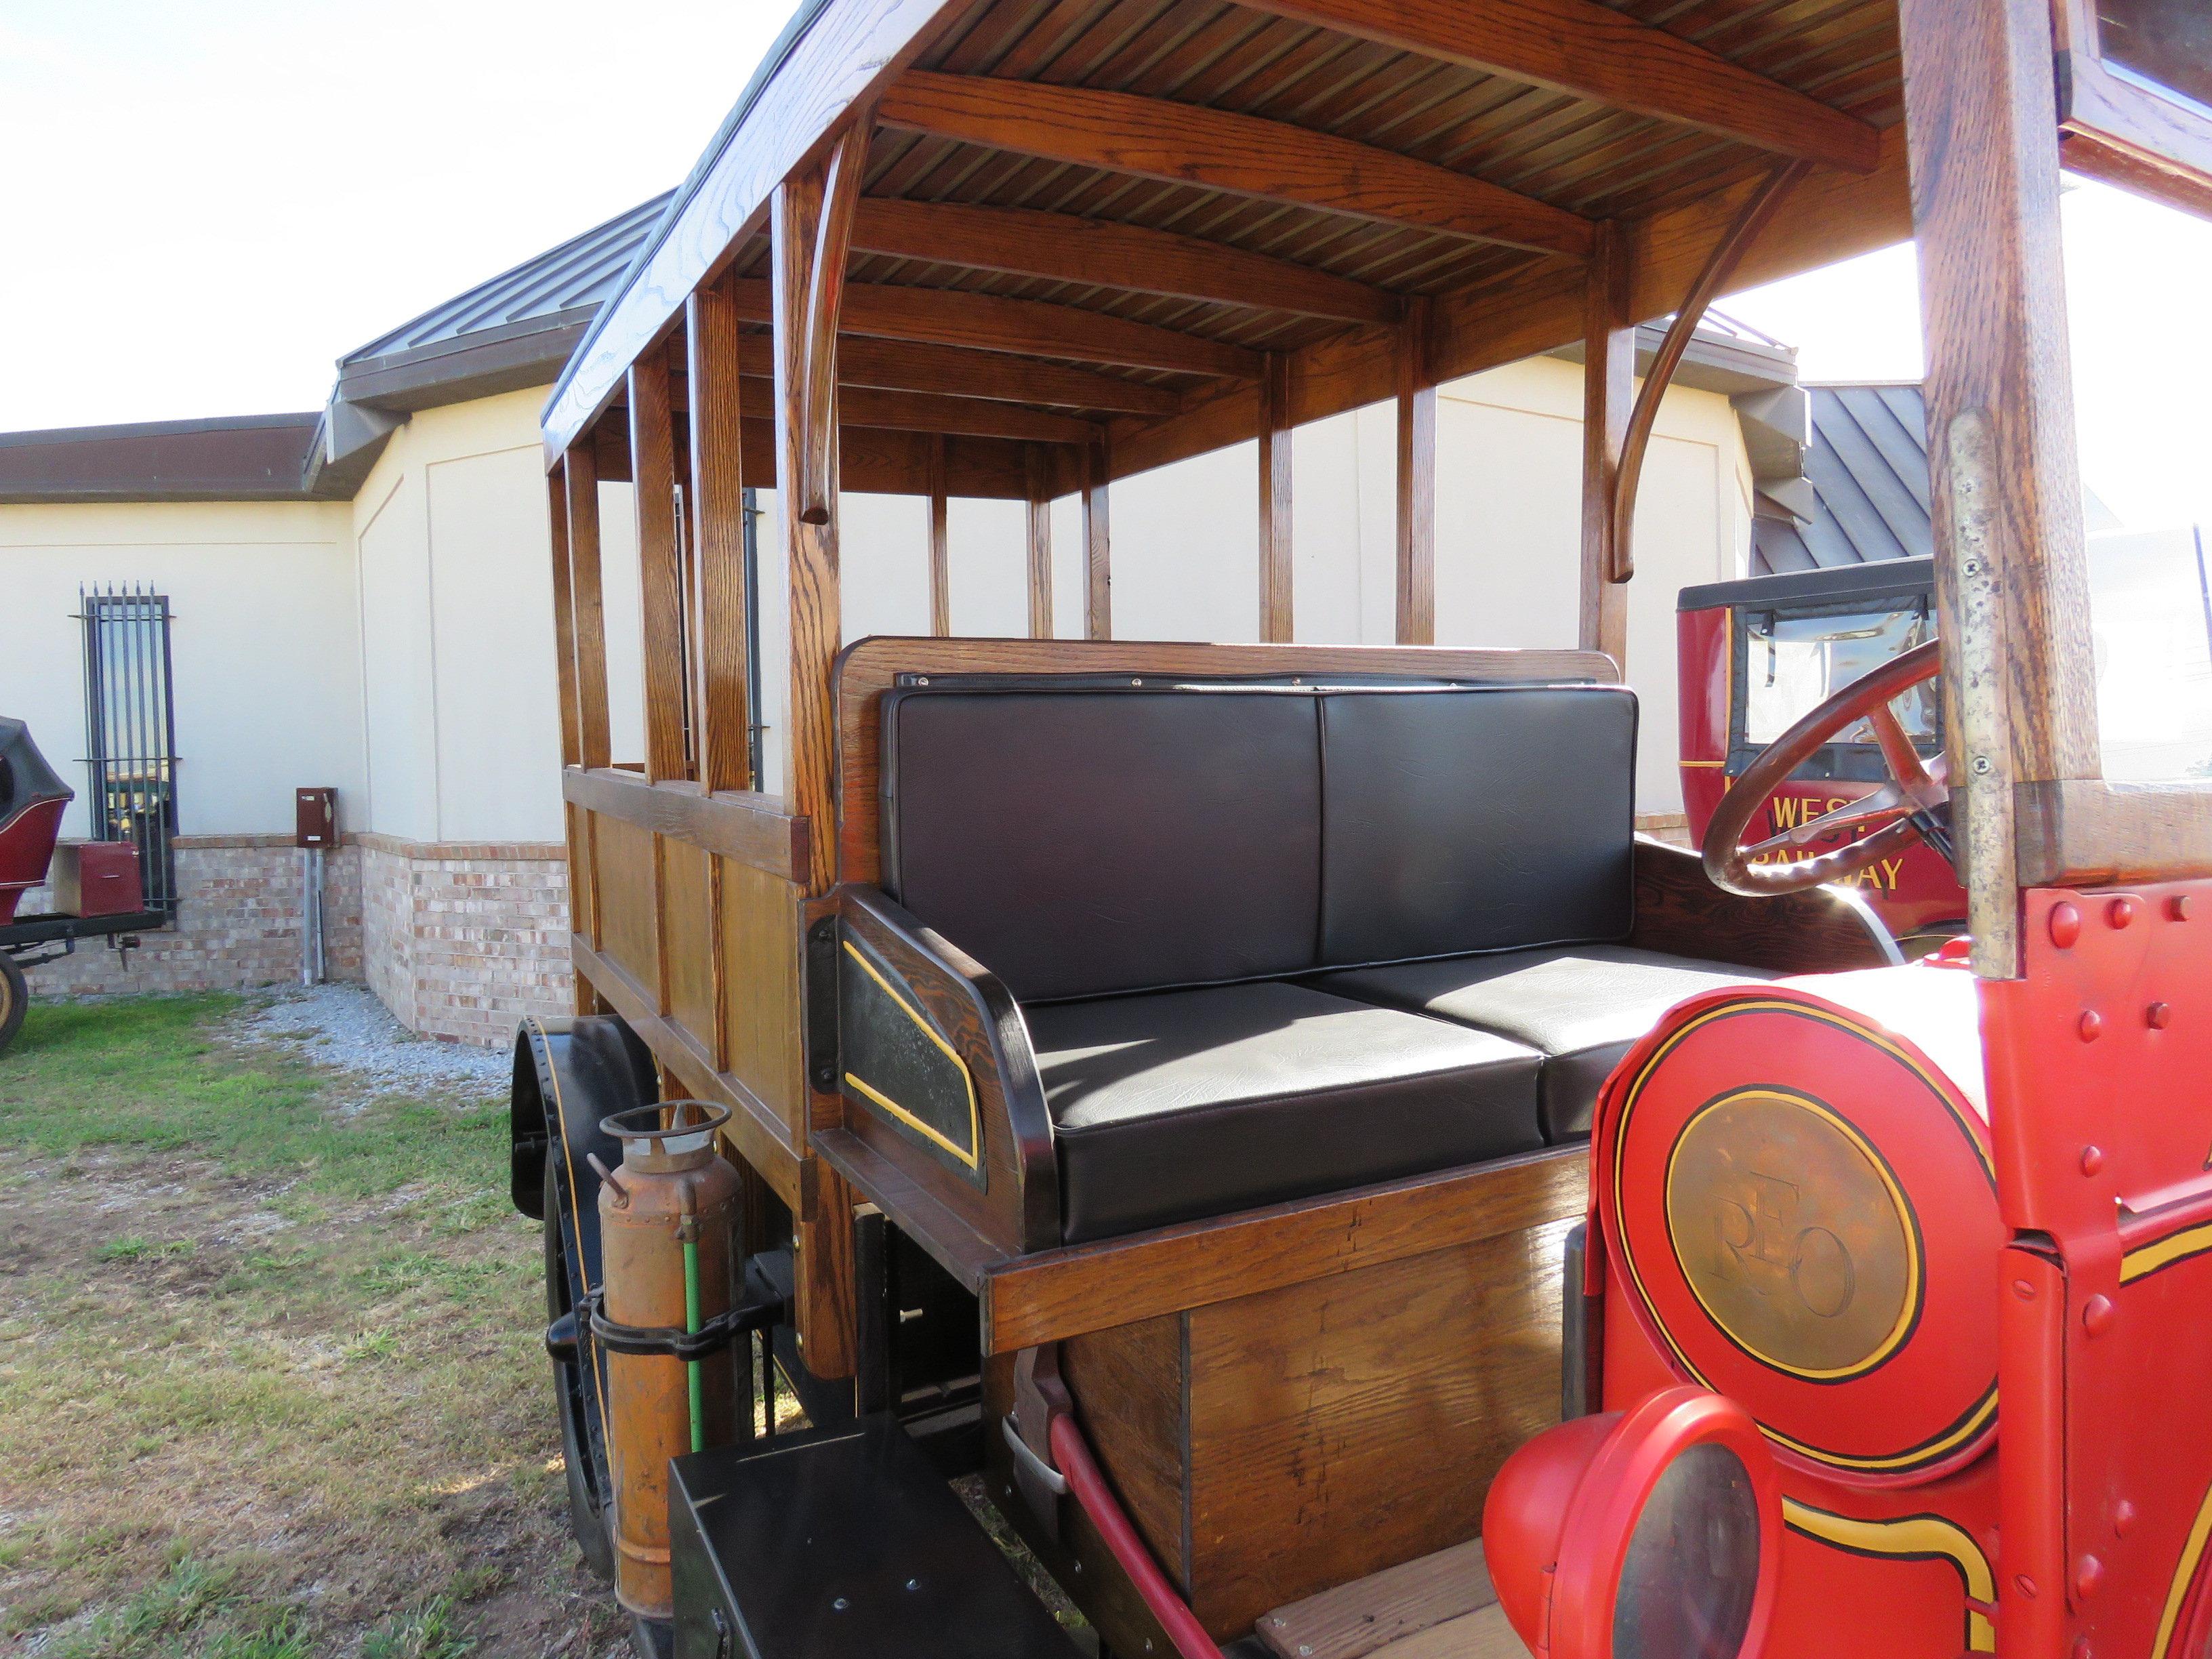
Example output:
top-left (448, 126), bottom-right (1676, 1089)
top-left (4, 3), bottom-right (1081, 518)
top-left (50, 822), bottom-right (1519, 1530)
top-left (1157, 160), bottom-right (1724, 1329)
top-left (876, 70), bottom-right (1597, 255)
top-left (1230, 0), bottom-right (1877, 171)
top-left (833, 335), bottom-right (1188, 412)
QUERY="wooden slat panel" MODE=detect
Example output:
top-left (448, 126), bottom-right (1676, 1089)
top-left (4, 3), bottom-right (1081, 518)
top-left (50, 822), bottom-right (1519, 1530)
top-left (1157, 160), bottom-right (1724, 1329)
top-left (592, 813), bottom-right (660, 994)
top-left (561, 768), bottom-right (808, 880)
top-left (878, 71), bottom-right (1594, 257)
top-left (720, 858), bottom-right (808, 1148)
top-left (851, 194), bottom-right (1401, 324)
top-left (631, 353), bottom-right (689, 783)
top-left (565, 798), bottom-right (595, 947)
top-left (737, 372), bottom-right (1102, 443)
top-left (983, 1146), bottom-right (1587, 1352)
top-left (565, 445), bottom-right (613, 771)
top-left (687, 279), bottom-right (754, 793)
top-left (1063, 1315), bottom-right (1193, 1586)
top-left (1185, 1221), bottom-right (1572, 1633)
top-left (837, 335), bottom-right (1182, 414)
top-left (1258, 1539), bottom-right (1497, 1659)
top-left (661, 836), bottom-right (718, 1056)
top-left (1233, 0), bottom-right (1880, 172)
top-left (1369, 1605), bottom-right (1525, 1659)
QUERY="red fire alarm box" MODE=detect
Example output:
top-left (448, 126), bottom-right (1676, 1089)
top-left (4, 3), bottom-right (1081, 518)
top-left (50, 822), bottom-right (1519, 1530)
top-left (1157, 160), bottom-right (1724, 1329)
top-left (296, 788), bottom-right (337, 848)
top-left (51, 842), bottom-right (142, 918)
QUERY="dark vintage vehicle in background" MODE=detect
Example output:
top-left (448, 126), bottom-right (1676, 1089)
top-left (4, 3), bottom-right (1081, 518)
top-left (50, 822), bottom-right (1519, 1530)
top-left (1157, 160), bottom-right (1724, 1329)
top-left (501, 1), bottom-right (2212, 1656)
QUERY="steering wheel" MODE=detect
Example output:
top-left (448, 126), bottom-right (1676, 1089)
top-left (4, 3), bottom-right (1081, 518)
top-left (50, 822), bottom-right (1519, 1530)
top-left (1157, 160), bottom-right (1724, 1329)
top-left (1702, 638), bottom-right (1950, 897)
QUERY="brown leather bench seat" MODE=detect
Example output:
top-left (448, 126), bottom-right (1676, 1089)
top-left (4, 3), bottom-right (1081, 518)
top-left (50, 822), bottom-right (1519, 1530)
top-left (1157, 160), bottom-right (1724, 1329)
top-left (880, 680), bottom-right (1776, 1244)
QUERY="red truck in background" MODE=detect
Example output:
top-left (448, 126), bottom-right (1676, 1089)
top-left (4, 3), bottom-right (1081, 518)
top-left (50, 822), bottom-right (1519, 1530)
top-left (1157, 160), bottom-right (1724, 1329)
top-left (1677, 557), bottom-right (1963, 948)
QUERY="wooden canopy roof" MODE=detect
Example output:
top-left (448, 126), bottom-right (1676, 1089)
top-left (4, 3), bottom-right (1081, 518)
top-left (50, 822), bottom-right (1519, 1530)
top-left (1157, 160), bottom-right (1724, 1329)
top-left (542, 0), bottom-right (1912, 495)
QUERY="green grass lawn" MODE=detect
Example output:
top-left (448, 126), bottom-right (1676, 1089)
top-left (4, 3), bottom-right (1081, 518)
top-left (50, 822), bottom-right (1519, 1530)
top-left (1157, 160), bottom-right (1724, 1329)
top-left (0, 995), bottom-right (621, 1657)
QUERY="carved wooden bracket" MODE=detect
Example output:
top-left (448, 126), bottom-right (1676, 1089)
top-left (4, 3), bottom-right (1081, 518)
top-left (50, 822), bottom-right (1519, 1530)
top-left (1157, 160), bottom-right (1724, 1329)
top-left (1609, 159), bottom-right (1813, 583)
top-left (796, 120), bottom-right (872, 527)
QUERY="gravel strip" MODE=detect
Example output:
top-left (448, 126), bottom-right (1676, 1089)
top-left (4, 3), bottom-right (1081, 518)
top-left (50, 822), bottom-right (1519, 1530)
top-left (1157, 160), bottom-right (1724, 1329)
top-left (237, 983), bottom-right (509, 1095)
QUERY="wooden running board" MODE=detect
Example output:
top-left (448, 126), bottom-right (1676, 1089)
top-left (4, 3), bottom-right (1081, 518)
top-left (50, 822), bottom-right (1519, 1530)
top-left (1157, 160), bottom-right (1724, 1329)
top-left (1255, 1538), bottom-right (1529, 1659)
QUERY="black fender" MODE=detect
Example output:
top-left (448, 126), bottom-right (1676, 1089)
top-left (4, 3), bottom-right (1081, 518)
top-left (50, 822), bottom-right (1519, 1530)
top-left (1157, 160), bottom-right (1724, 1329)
top-left (510, 1015), bottom-right (657, 1246)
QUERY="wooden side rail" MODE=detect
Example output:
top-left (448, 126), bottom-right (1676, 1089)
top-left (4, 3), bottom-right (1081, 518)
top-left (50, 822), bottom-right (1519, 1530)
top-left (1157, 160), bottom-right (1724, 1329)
top-left (562, 766), bottom-right (809, 880)
top-left (1630, 836), bottom-right (1902, 973)
top-left (822, 884), bottom-right (1060, 1267)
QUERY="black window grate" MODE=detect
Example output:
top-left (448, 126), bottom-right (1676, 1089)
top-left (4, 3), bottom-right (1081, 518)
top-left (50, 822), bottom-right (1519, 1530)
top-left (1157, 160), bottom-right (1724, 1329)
top-left (79, 585), bottom-right (179, 918)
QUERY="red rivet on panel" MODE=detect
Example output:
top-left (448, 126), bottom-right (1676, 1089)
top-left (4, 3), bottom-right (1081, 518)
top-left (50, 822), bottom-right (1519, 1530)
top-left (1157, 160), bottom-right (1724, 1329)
top-left (2015, 1575), bottom-right (2039, 1599)
top-left (2114, 1500), bottom-right (2139, 1538)
top-left (2080, 1010), bottom-right (2104, 1042)
top-left (2050, 903), bottom-right (2083, 947)
top-left (2081, 1145), bottom-right (2105, 1176)
top-left (2083, 1294), bottom-right (2116, 1335)
top-left (2075, 1556), bottom-right (2106, 1599)
top-left (2150, 1002), bottom-right (2173, 1030)
top-left (2013, 1278), bottom-right (2038, 1300)
top-left (2174, 895), bottom-right (2194, 922)
top-left (2109, 897), bottom-right (2138, 928)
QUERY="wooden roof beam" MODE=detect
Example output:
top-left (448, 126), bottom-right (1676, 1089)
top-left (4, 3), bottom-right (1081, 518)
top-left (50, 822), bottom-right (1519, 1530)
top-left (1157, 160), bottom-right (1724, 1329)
top-left (877, 70), bottom-right (1593, 258)
top-left (851, 197), bottom-right (1402, 326)
top-left (1233, 0), bottom-right (1881, 175)
top-left (736, 373), bottom-right (1099, 445)
top-left (834, 336), bottom-right (1181, 415)
top-left (727, 275), bottom-right (1263, 380)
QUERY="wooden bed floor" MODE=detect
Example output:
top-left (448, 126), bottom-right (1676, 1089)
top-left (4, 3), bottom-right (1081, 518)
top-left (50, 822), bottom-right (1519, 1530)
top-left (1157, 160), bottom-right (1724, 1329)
top-left (1254, 1538), bottom-right (1528, 1659)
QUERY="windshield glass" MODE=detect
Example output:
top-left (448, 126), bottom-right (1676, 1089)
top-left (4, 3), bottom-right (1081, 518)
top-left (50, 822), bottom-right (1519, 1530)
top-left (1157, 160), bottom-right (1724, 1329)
top-left (2097, 0), bottom-right (2212, 113)
top-left (1742, 605), bottom-right (1938, 747)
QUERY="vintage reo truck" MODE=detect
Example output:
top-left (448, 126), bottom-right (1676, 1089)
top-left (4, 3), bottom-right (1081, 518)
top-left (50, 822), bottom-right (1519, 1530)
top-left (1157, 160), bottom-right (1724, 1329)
top-left (507, 1), bottom-right (2212, 1656)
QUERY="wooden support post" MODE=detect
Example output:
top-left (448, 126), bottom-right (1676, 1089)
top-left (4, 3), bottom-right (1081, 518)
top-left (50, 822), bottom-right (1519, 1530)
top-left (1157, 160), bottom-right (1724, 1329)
top-left (1258, 352), bottom-right (1294, 643)
top-left (1580, 223), bottom-right (1633, 668)
top-left (547, 470), bottom-right (581, 769)
top-left (928, 433), bottom-right (951, 637)
top-left (1900, 0), bottom-right (2098, 977)
top-left (564, 443), bottom-right (612, 771)
top-left (1025, 444), bottom-right (1053, 639)
top-left (687, 279), bottom-right (753, 794)
top-left (1084, 435), bottom-right (1112, 640)
top-left (1395, 297), bottom-right (1436, 646)
top-left (631, 352), bottom-right (688, 784)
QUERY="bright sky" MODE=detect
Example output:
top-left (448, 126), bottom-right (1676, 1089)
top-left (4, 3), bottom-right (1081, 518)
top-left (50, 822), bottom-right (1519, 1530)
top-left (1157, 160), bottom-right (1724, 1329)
top-left (5, 2), bottom-right (2211, 538)
top-left (0, 1), bottom-right (791, 432)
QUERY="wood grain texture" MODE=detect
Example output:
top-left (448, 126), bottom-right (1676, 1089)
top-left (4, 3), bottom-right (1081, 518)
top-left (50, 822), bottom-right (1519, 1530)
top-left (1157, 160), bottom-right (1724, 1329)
top-left (799, 123), bottom-right (871, 526)
top-left (571, 930), bottom-right (803, 1208)
top-left (2014, 779), bottom-right (2212, 886)
top-left (592, 813), bottom-right (661, 996)
top-left (727, 274), bottom-right (1263, 380)
top-left (1630, 836), bottom-right (1898, 972)
top-left (560, 769), bottom-right (807, 880)
top-left (1181, 1221), bottom-right (1572, 1635)
top-left (928, 434), bottom-right (952, 636)
top-left (1233, 0), bottom-right (1879, 173)
top-left (630, 354), bottom-right (689, 784)
top-left (1258, 1538), bottom-right (1497, 1659)
top-left (813, 1126), bottom-right (1008, 1290)
top-left (1395, 298), bottom-right (1435, 647)
top-left (1063, 1314), bottom-right (1191, 1588)
top-left (660, 836), bottom-right (718, 1057)
top-left (1578, 222), bottom-right (1631, 668)
top-left (544, 0), bottom-right (958, 455)
top-left (1025, 444), bottom-right (1054, 640)
top-left (878, 71), bottom-right (1593, 258)
top-left (796, 1160), bottom-right (859, 1382)
top-left (850, 195), bottom-right (1400, 325)
top-left (984, 1147), bottom-right (1587, 1353)
top-left (1367, 1605), bottom-right (1525, 1659)
top-left (720, 858), bottom-right (809, 1150)
top-left (546, 472), bottom-right (581, 768)
top-left (1900, 0), bottom-right (2100, 959)
top-left (1258, 353), bottom-right (1294, 644)
top-left (773, 171), bottom-right (844, 896)
top-left (1084, 438), bottom-right (1111, 640)
top-left (564, 445), bottom-right (613, 771)
top-left (836, 335), bottom-right (1180, 415)
top-left (687, 281), bottom-right (754, 793)
top-left (832, 638), bottom-right (1619, 888)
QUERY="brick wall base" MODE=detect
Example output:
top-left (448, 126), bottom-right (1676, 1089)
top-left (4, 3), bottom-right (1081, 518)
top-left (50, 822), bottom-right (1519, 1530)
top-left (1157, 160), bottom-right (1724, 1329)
top-left (16, 836), bottom-right (364, 996)
top-left (358, 834), bottom-right (571, 1046)
top-left (18, 832), bottom-right (571, 1048)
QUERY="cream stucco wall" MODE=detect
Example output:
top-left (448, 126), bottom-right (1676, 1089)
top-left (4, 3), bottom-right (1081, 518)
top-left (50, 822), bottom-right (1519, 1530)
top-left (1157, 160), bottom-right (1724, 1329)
top-left (0, 499), bottom-right (363, 839)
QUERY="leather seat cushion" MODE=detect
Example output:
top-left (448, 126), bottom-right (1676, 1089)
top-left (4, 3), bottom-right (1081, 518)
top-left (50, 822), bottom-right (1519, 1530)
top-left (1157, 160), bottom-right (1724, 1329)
top-left (1026, 981), bottom-right (1545, 1244)
top-left (1314, 945), bottom-right (1783, 1143)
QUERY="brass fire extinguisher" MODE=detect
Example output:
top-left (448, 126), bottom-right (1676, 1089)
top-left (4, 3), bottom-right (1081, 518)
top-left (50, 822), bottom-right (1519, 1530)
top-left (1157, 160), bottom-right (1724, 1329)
top-left (587, 1099), bottom-right (745, 1621)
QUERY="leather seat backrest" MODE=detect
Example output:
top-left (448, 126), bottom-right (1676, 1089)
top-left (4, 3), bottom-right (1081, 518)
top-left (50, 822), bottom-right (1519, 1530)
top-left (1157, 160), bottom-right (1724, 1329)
top-left (881, 688), bottom-right (1323, 1002)
top-left (1317, 687), bottom-right (1638, 966)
